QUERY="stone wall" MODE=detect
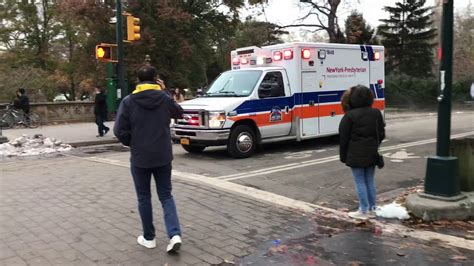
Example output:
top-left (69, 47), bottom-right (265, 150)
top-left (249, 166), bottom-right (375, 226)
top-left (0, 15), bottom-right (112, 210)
top-left (1, 102), bottom-right (96, 124)
top-left (34, 102), bottom-right (96, 124)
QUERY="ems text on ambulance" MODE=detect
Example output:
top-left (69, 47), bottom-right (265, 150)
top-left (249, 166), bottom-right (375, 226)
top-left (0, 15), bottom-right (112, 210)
top-left (171, 42), bottom-right (385, 158)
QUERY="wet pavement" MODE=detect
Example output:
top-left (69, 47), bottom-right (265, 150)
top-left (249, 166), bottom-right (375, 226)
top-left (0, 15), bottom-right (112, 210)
top-left (239, 216), bottom-right (474, 265)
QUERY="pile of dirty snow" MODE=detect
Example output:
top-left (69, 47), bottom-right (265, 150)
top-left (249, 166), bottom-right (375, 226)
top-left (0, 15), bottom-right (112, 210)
top-left (0, 134), bottom-right (72, 157)
top-left (376, 202), bottom-right (410, 220)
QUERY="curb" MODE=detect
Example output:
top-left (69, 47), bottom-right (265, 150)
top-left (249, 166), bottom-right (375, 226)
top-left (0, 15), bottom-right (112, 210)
top-left (69, 138), bottom-right (119, 148)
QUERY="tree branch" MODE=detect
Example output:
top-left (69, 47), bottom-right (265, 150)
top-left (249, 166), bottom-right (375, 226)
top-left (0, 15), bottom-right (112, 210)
top-left (278, 24), bottom-right (326, 30)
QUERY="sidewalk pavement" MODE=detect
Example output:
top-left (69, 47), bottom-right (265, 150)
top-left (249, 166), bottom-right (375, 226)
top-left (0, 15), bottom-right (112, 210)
top-left (2, 122), bottom-right (117, 147)
top-left (1, 155), bottom-right (472, 265)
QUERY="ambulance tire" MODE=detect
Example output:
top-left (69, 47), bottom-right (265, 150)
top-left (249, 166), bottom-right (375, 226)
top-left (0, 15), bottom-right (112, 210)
top-left (227, 125), bottom-right (257, 158)
top-left (182, 144), bottom-right (206, 153)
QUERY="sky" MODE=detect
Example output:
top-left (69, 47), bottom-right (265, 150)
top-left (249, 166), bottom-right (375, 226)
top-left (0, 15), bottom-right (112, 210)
top-left (241, 0), bottom-right (472, 40)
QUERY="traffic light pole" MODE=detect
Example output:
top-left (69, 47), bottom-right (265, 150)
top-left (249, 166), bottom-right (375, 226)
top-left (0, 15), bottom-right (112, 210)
top-left (116, 0), bottom-right (126, 100)
top-left (423, 0), bottom-right (462, 199)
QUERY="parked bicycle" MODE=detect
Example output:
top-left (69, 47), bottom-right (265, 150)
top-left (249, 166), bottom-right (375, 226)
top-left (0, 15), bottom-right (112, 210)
top-left (0, 104), bottom-right (41, 128)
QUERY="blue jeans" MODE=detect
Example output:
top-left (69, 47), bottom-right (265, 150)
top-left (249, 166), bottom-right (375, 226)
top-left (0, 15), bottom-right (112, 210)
top-left (351, 166), bottom-right (377, 213)
top-left (131, 164), bottom-right (181, 240)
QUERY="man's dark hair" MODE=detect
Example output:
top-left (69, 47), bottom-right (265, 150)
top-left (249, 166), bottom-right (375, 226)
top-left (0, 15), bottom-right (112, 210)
top-left (19, 88), bottom-right (26, 94)
top-left (137, 66), bottom-right (157, 83)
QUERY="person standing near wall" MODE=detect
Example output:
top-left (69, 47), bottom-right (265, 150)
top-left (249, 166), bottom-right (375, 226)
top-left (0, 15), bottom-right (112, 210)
top-left (94, 87), bottom-right (109, 137)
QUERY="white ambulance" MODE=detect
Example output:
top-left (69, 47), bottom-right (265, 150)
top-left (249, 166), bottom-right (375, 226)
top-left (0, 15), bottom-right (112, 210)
top-left (171, 42), bottom-right (385, 158)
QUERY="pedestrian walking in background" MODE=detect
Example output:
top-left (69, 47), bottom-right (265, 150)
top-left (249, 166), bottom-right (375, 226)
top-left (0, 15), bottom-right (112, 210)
top-left (94, 87), bottom-right (109, 137)
top-left (114, 65), bottom-right (184, 253)
top-left (339, 85), bottom-right (385, 220)
top-left (173, 88), bottom-right (185, 103)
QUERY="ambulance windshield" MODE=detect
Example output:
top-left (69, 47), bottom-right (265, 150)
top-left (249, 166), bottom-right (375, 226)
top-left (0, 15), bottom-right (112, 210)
top-left (203, 70), bottom-right (262, 97)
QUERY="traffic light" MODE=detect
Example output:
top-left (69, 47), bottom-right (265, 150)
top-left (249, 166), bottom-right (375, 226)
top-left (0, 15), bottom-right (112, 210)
top-left (95, 45), bottom-right (113, 61)
top-left (126, 15), bottom-right (140, 41)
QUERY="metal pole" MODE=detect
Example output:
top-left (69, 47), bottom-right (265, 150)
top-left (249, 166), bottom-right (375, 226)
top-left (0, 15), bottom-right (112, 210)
top-left (424, 0), bottom-right (460, 198)
top-left (116, 0), bottom-right (126, 100)
top-left (436, 0), bottom-right (453, 157)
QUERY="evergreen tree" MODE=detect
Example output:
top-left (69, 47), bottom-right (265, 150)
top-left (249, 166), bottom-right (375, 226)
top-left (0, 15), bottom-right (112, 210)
top-left (344, 11), bottom-right (377, 44)
top-left (378, 0), bottom-right (436, 77)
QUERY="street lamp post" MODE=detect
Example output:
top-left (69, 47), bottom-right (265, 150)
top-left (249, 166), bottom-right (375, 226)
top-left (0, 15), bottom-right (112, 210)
top-left (423, 0), bottom-right (463, 199)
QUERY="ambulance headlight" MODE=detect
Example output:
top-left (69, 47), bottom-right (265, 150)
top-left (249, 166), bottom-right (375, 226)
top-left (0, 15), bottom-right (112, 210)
top-left (208, 111), bottom-right (226, 128)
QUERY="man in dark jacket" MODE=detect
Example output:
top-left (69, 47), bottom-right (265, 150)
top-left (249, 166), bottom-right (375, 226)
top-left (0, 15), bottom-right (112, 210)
top-left (14, 88), bottom-right (30, 114)
top-left (94, 87), bottom-right (109, 137)
top-left (339, 85), bottom-right (385, 220)
top-left (13, 88), bottom-right (31, 124)
top-left (114, 66), bottom-right (184, 253)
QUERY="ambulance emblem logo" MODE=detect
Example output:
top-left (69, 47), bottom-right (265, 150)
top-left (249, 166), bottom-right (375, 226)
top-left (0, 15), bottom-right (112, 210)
top-left (270, 107), bottom-right (282, 122)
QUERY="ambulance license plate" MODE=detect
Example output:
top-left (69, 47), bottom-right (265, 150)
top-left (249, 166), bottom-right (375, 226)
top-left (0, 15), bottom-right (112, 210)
top-left (180, 138), bottom-right (190, 145)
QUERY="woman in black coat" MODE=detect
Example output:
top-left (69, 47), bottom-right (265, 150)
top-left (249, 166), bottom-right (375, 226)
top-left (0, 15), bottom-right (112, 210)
top-left (339, 85), bottom-right (385, 220)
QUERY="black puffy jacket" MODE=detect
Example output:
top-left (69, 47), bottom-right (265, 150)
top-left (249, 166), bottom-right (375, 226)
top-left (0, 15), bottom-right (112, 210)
top-left (339, 87), bottom-right (385, 168)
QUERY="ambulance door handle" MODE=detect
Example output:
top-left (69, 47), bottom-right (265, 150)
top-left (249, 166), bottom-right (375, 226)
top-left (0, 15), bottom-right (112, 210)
top-left (285, 106), bottom-right (289, 113)
top-left (330, 111), bottom-right (336, 117)
top-left (309, 100), bottom-right (315, 106)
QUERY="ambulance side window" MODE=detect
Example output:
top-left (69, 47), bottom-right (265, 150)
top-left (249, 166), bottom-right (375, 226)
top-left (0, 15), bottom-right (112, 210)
top-left (258, 72), bottom-right (285, 99)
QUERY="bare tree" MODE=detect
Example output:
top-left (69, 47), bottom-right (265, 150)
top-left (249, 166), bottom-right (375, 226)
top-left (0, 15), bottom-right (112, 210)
top-left (279, 0), bottom-right (345, 43)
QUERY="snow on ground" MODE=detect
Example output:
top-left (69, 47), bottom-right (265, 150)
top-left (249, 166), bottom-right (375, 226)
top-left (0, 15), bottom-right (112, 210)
top-left (376, 202), bottom-right (411, 220)
top-left (0, 134), bottom-right (72, 157)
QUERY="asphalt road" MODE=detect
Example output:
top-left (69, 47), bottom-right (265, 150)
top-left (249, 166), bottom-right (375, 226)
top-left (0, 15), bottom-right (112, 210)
top-left (71, 111), bottom-right (474, 212)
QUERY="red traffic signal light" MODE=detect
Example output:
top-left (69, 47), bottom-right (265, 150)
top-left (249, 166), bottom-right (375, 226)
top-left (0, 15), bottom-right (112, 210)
top-left (95, 45), bottom-right (113, 61)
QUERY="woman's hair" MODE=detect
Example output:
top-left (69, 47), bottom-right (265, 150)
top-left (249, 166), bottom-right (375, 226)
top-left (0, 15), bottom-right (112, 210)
top-left (341, 88), bottom-right (352, 113)
top-left (348, 85), bottom-right (374, 109)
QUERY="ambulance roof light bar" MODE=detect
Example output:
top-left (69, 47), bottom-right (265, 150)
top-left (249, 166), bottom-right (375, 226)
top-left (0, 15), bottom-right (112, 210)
top-left (301, 48), bottom-right (311, 59)
top-left (232, 57), bottom-right (240, 65)
top-left (374, 52), bottom-right (380, 60)
top-left (273, 51), bottom-right (282, 61)
top-left (283, 49), bottom-right (293, 60)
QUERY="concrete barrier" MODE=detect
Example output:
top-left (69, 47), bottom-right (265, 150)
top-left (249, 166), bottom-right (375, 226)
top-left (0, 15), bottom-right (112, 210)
top-left (0, 101), bottom-right (95, 124)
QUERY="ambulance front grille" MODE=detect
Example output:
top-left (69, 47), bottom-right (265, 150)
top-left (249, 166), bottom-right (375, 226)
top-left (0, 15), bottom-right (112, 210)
top-left (176, 110), bottom-right (204, 127)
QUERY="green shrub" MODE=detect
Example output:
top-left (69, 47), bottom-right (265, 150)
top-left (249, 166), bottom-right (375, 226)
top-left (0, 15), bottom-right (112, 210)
top-left (385, 75), bottom-right (472, 107)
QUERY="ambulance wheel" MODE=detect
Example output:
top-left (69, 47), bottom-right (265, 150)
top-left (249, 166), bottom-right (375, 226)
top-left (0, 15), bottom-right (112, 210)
top-left (227, 125), bottom-right (256, 158)
top-left (182, 144), bottom-right (206, 153)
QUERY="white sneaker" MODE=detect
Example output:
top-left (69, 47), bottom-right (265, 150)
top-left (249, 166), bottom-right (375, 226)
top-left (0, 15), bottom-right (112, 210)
top-left (166, 235), bottom-right (182, 253)
top-left (137, 235), bottom-right (156, 249)
top-left (348, 211), bottom-right (370, 220)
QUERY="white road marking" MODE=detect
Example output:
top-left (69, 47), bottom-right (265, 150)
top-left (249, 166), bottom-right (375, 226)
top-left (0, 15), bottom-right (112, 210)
top-left (217, 162), bottom-right (300, 179)
top-left (63, 153), bottom-right (474, 251)
top-left (219, 131), bottom-right (474, 181)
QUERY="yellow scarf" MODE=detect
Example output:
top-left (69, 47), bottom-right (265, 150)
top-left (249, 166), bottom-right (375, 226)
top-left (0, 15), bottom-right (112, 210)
top-left (132, 83), bottom-right (162, 94)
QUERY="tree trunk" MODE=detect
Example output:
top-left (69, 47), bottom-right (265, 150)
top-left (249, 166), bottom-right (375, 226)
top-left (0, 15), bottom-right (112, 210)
top-left (327, 0), bottom-right (341, 43)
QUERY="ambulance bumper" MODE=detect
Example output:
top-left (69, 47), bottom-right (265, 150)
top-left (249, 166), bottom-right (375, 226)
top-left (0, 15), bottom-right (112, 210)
top-left (171, 127), bottom-right (230, 146)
